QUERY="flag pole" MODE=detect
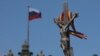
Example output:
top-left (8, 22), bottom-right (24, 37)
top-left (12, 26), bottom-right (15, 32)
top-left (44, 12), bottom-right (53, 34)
top-left (63, 0), bottom-right (68, 24)
top-left (27, 6), bottom-right (30, 46)
top-left (63, 0), bottom-right (72, 56)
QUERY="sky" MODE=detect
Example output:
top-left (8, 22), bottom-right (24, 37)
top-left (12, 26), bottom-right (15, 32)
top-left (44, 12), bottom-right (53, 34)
top-left (0, 0), bottom-right (100, 56)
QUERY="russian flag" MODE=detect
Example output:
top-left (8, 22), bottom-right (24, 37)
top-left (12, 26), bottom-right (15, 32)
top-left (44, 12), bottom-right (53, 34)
top-left (29, 8), bottom-right (41, 21)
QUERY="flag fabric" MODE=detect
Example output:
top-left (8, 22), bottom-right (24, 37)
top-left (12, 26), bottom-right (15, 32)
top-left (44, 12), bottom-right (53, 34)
top-left (58, 11), bottom-right (76, 31)
top-left (69, 30), bottom-right (87, 39)
top-left (58, 10), bottom-right (72, 22)
top-left (29, 8), bottom-right (41, 21)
